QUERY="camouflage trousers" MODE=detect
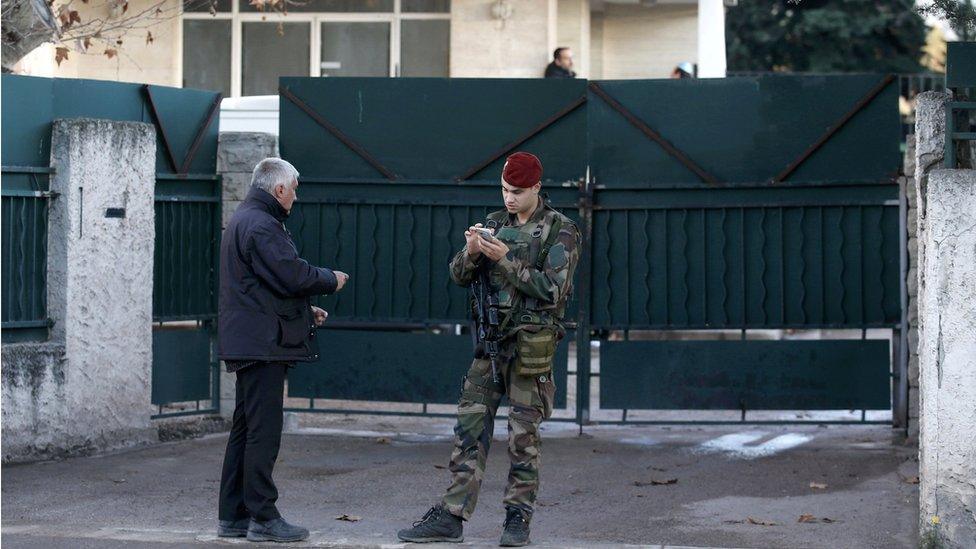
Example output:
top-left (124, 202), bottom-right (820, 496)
top-left (441, 338), bottom-right (556, 520)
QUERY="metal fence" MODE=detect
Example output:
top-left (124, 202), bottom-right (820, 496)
top-left (0, 167), bottom-right (55, 342)
top-left (0, 75), bottom-right (222, 418)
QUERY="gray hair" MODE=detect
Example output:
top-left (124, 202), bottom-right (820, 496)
top-left (251, 158), bottom-right (299, 194)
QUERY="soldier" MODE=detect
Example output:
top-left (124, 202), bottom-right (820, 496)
top-left (397, 152), bottom-right (580, 547)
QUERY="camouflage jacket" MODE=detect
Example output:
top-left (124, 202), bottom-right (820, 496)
top-left (449, 196), bottom-right (580, 329)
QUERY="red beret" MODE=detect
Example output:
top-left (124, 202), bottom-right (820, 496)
top-left (502, 152), bottom-right (543, 188)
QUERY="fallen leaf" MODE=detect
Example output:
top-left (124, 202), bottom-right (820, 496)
top-left (433, 464), bottom-right (446, 469)
top-left (83, 37), bottom-right (92, 49)
top-left (904, 476), bottom-right (920, 485)
top-left (335, 514), bottom-right (361, 522)
top-left (122, 1), bottom-right (129, 13)
top-left (798, 514), bottom-right (838, 524)
top-left (104, 48), bottom-right (117, 59)
top-left (375, 437), bottom-right (391, 444)
top-left (146, 31), bottom-right (154, 45)
top-left (54, 46), bottom-right (69, 66)
top-left (746, 517), bottom-right (777, 526)
top-left (633, 478), bottom-right (677, 487)
top-left (809, 482), bottom-right (828, 490)
top-left (111, 478), bottom-right (126, 483)
top-left (116, 38), bottom-right (123, 46)
top-left (69, 10), bottom-right (81, 24)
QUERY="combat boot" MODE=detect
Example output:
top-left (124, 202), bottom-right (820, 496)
top-left (397, 504), bottom-right (464, 543)
top-left (499, 506), bottom-right (531, 547)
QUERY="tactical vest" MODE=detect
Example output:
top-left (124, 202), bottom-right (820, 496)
top-left (484, 203), bottom-right (573, 330)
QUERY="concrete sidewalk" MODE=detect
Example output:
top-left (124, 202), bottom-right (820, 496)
top-left (1, 422), bottom-right (918, 548)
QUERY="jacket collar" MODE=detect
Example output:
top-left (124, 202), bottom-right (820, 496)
top-left (245, 187), bottom-right (289, 223)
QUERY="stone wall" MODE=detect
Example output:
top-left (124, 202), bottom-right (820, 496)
top-left (2, 118), bottom-right (157, 463)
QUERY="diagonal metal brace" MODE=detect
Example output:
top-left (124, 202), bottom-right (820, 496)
top-left (773, 74), bottom-right (895, 184)
top-left (279, 85), bottom-right (397, 181)
top-left (456, 94), bottom-right (588, 182)
top-left (179, 92), bottom-right (223, 175)
top-left (143, 85), bottom-right (181, 174)
top-left (588, 81), bottom-right (719, 186)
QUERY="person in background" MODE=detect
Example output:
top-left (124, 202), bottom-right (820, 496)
top-left (671, 61), bottom-right (695, 79)
top-left (544, 47), bottom-right (576, 79)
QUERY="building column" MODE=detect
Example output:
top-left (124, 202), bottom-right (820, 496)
top-left (697, 0), bottom-right (726, 77)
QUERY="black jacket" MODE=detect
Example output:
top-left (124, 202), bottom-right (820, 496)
top-left (544, 62), bottom-right (576, 79)
top-left (218, 188), bottom-right (338, 364)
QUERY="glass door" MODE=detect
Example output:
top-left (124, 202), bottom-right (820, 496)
top-left (319, 21), bottom-right (391, 76)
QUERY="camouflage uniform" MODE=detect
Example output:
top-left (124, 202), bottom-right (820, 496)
top-left (441, 196), bottom-right (580, 520)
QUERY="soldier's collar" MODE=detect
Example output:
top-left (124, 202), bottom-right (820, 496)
top-left (508, 194), bottom-right (547, 226)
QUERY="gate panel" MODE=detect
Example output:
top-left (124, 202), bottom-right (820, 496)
top-left (287, 330), bottom-right (569, 408)
top-left (600, 340), bottom-right (890, 410)
top-left (588, 187), bottom-right (901, 329)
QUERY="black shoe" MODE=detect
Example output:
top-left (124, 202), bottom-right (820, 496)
top-left (246, 517), bottom-right (310, 543)
top-left (499, 507), bottom-right (531, 547)
top-left (397, 505), bottom-right (464, 543)
top-left (217, 518), bottom-right (250, 538)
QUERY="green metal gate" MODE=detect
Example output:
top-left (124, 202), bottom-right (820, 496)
top-left (0, 75), bottom-right (222, 418)
top-left (278, 74), bottom-right (905, 425)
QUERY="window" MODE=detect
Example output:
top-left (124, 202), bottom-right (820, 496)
top-left (400, 19), bottom-right (448, 77)
top-left (182, 20), bottom-right (232, 96)
top-left (320, 22), bottom-right (390, 77)
top-left (182, 2), bottom-right (450, 96)
top-left (242, 22), bottom-right (311, 96)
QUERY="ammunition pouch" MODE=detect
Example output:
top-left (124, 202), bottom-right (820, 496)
top-left (514, 326), bottom-right (557, 376)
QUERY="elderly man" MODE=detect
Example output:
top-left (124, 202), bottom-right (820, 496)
top-left (216, 158), bottom-right (348, 543)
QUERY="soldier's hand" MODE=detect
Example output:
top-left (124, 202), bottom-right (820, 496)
top-left (311, 305), bottom-right (328, 326)
top-left (464, 223), bottom-right (484, 257)
top-left (334, 270), bottom-right (350, 291)
top-left (480, 237), bottom-right (509, 262)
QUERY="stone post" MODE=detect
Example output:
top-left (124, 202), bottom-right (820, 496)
top-left (916, 168), bottom-right (976, 547)
top-left (46, 118), bottom-right (157, 454)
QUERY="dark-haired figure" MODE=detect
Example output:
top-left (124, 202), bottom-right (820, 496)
top-left (544, 47), bottom-right (576, 79)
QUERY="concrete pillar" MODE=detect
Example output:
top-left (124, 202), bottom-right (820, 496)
top-left (916, 168), bottom-right (976, 547)
top-left (912, 92), bottom-right (950, 443)
top-left (696, 0), bottom-right (726, 77)
top-left (46, 118), bottom-right (157, 454)
top-left (216, 131), bottom-right (279, 419)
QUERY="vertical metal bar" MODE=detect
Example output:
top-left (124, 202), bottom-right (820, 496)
top-left (740, 207), bottom-right (746, 328)
top-left (389, 205), bottom-right (396, 317)
top-left (780, 207), bottom-right (785, 325)
top-left (820, 206), bottom-right (826, 324)
top-left (945, 104), bottom-right (956, 168)
top-left (18, 198), bottom-right (28, 318)
top-left (896, 178), bottom-right (910, 431)
top-left (575, 181), bottom-right (594, 426)
top-left (663, 211), bottom-right (670, 326)
top-left (426, 205), bottom-right (433, 320)
top-left (625, 210), bottom-right (631, 327)
top-left (642, 210), bottom-right (651, 325)
top-left (859, 205), bottom-right (865, 326)
top-left (352, 204), bottom-right (360, 316)
top-left (29, 197), bottom-right (38, 319)
top-left (702, 208), bottom-right (708, 325)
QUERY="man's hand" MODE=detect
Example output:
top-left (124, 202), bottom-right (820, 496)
top-left (479, 237), bottom-right (510, 262)
top-left (311, 305), bottom-right (328, 326)
top-left (334, 271), bottom-right (349, 291)
top-left (464, 223), bottom-right (484, 257)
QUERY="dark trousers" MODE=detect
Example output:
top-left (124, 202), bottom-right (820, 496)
top-left (218, 361), bottom-right (288, 522)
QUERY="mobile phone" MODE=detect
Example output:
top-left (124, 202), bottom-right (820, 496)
top-left (475, 227), bottom-right (495, 241)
